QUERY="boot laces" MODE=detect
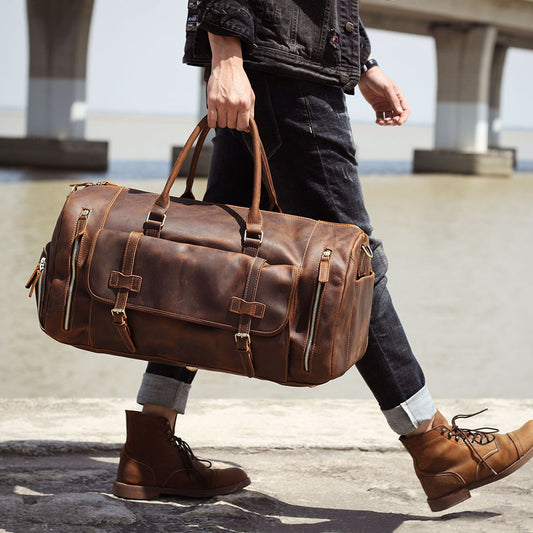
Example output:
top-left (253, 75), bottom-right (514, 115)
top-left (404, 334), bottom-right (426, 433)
top-left (168, 433), bottom-right (212, 470)
top-left (441, 409), bottom-right (499, 475)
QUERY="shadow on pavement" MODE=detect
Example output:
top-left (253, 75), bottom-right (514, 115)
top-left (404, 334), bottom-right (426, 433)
top-left (0, 452), bottom-right (500, 533)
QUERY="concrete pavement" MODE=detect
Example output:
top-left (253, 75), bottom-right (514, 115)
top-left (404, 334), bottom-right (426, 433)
top-left (0, 398), bottom-right (532, 532)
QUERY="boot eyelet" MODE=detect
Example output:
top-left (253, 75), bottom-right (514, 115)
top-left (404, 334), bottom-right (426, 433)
top-left (440, 428), bottom-right (446, 435)
top-left (455, 436), bottom-right (460, 442)
top-left (447, 432), bottom-right (452, 439)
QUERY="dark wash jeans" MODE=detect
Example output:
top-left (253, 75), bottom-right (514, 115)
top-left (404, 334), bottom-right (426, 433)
top-left (143, 71), bottom-right (435, 433)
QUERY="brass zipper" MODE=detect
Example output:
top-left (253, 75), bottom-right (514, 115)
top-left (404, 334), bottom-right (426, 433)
top-left (64, 208), bottom-right (90, 330)
top-left (36, 256), bottom-right (46, 311)
top-left (70, 180), bottom-right (117, 192)
top-left (304, 249), bottom-right (331, 372)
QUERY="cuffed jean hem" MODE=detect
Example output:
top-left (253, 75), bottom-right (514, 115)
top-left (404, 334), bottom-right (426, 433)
top-left (136, 373), bottom-right (192, 414)
top-left (382, 384), bottom-right (437, 435)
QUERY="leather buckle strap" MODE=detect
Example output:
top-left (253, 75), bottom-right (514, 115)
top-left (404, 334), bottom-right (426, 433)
top-left (143, 212), bottom-right (166, 238)
top-left (233, 257), bottom-right (265, 378)
top-left (149, 116), bottom-right (270, 254)
top-left (111, 308), bottom-right (127, 321)
top-left (243, 229), bottom-right (263, 245)
top-left (110, 231), bottom-right (143, 352)
top-left (235, 332), bottom-right (251, 344)
top-left (242, 229), bottom-right (263, 258)
top-left (234, 333), bottom-right (254, 379)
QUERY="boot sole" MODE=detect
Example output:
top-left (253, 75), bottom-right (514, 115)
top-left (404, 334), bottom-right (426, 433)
top-left (112, 476), bottom-right (251, 500)
top-left (428, 445), bottom-right (533, 512)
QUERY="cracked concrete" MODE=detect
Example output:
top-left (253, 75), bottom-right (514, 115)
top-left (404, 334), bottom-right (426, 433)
top-left (0, 399), bottom-right (532, 532)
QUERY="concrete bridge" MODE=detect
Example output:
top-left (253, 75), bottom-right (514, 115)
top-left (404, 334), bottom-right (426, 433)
top-left (1, 0), bottom-right (533, 174)
top-left (360, 0), bottom-right (533, 174)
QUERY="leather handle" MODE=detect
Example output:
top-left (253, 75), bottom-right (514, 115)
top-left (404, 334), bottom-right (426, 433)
top-left (147, 116), bottom-right (281, 243)
top-left (182, 123), bottom-right (282, 214)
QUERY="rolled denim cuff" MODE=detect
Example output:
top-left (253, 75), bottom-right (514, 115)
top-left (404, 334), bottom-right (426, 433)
top-left (136, 373), bottom-right (192, 415)
top-left (382, 384), bottom-right (437, 435)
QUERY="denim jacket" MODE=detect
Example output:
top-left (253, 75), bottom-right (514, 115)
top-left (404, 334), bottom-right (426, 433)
top-left (184, 0), bottom-right (371, 94)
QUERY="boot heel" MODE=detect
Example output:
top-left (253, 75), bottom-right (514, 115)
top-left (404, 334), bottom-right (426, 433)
top-left (112, 481), bottom-right (161, 500)
top-left (428, 488), bottom-right (471, 512)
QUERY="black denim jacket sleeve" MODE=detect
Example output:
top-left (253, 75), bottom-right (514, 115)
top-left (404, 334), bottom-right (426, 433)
top-left (185, 1), bottom-right (372, 92)
top-left (185, 0), bottom-right (256, 66)
top-left (199, 0), bottom-right (255, 48)
top-left (359, 19), bottom-right (372, 67)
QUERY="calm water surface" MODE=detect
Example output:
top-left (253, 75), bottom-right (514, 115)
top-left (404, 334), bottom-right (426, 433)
top-left (1, 165), bottom-right (532, 400)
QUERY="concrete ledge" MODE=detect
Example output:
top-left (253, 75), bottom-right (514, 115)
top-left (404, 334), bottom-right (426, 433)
top-left (413, 149), bottom-right (514, 176)
top-left (172, 144), bottom-right (213, 177)
top-left (1, 399), bottom-right (531, 530)
top-left (0, 136), bottom-right (108, 170)
top-left (489, 146), bottom-right (518, 169)
top-left (1, 398), bottom-right (531, 455)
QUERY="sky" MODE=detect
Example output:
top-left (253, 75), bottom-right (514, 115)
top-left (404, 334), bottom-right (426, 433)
top-left (1, 0), bottom-right (533, 129)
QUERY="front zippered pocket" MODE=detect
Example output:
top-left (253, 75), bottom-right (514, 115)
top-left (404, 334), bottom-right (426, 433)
top-left (304, 249), bottom-right (331, 372)
top-left (64, 208), bottom-right (91, 330)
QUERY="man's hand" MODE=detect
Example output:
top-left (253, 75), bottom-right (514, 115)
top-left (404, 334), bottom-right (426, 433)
top-left (358, 66), bottom-right (410, 126)
top-left (207, 33), bottom-right (255, 131)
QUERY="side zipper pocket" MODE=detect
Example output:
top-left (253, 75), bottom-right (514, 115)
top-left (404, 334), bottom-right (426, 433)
top-left (304, 249), bottom-right (331, 372)
top-left (26, 243), bottom-right (50, 327)
top-left (64, 208), bottom-right (91, 330)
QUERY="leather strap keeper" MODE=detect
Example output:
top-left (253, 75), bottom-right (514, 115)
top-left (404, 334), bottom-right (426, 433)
top-left (230, 297), bottom-right (266, 318)
top-left (109, 271), bottom-right (143, 292)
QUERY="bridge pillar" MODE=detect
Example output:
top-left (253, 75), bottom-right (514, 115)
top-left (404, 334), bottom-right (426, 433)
top-left (26, 0), bottom-right (93, 138)
top-left (414, 24), bottom-right (513, 176)
top-left (487, 43), bottom-right (516, 168)
top-left (489, 44), bottom-right (508, 147)
top-left (0, 0), bottom-right (107, 170)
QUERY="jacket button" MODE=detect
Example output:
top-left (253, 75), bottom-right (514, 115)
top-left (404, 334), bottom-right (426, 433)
top-left (340, 74), bottom-right (350, 84)
top-left (345, 21), bottom-right (355, 33)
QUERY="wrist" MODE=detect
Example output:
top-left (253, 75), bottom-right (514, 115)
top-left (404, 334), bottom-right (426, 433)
top-left (362, 58), bottom-right (379, 73)
top-left (208, 33), bottom-right (243, 63)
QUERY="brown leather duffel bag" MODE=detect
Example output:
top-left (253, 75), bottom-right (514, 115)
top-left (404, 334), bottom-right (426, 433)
top-left (26, 117), bottom-right (374, 386)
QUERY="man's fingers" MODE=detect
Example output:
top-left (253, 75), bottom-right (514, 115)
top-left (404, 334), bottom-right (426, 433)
top-left (375, 109), bottom-right (397, 126)
top-left (206, 83), bottom-right (254, 130)
top-left (207, 108), bottom-right (250, 130)
top-left (396, 94), bottom-right (410, 125)
top-left (207, 108), bottom-right (218, 129)
top-left (375, 86), bottom-right (410, 126)
top-left (226, 111), bottom-right (238, 130)
top-left (236, 111), bottom-right (251, 131)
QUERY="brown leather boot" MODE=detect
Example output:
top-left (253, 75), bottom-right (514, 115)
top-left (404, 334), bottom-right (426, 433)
top-left (112, 410), bottom-right (250, 499)
top-left (401, 410), bottom-right (533, 512)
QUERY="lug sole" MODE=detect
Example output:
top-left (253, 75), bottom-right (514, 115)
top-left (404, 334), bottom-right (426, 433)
top-left (428, 445), bottom-right (533, 512)
top-left (112, 476), bottom-right (251, 500)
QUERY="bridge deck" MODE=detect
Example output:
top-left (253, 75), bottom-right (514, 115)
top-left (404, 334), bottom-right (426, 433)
top-left (361, 0), bottom-right (533, 50)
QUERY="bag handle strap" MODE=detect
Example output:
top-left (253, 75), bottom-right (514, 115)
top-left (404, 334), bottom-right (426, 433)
top-left (182, 123), bottom-right (281, 214)
top-left (144, 116), bottom-right (280, 245)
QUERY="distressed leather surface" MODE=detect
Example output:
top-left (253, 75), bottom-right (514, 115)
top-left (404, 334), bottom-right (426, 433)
top-left (29, 118), bottom-right (374, 386)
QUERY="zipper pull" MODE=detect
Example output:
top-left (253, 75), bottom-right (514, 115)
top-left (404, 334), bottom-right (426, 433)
top-left (318, 249), bottom-right (332, 283)
top-left (358, 244), bottom-right (373, 278)
top-left (25, 257), bottom-right (45, 297)
top-left (74, 208), bottom-right (91, 237)
top-left (70, 182), bottom-right (94, 191)
top-left (69, 180), bottom-right (118, 192)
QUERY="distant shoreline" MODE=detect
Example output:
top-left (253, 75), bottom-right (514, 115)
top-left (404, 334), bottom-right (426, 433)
top-left (2, 108), bottom-right (533, 162)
